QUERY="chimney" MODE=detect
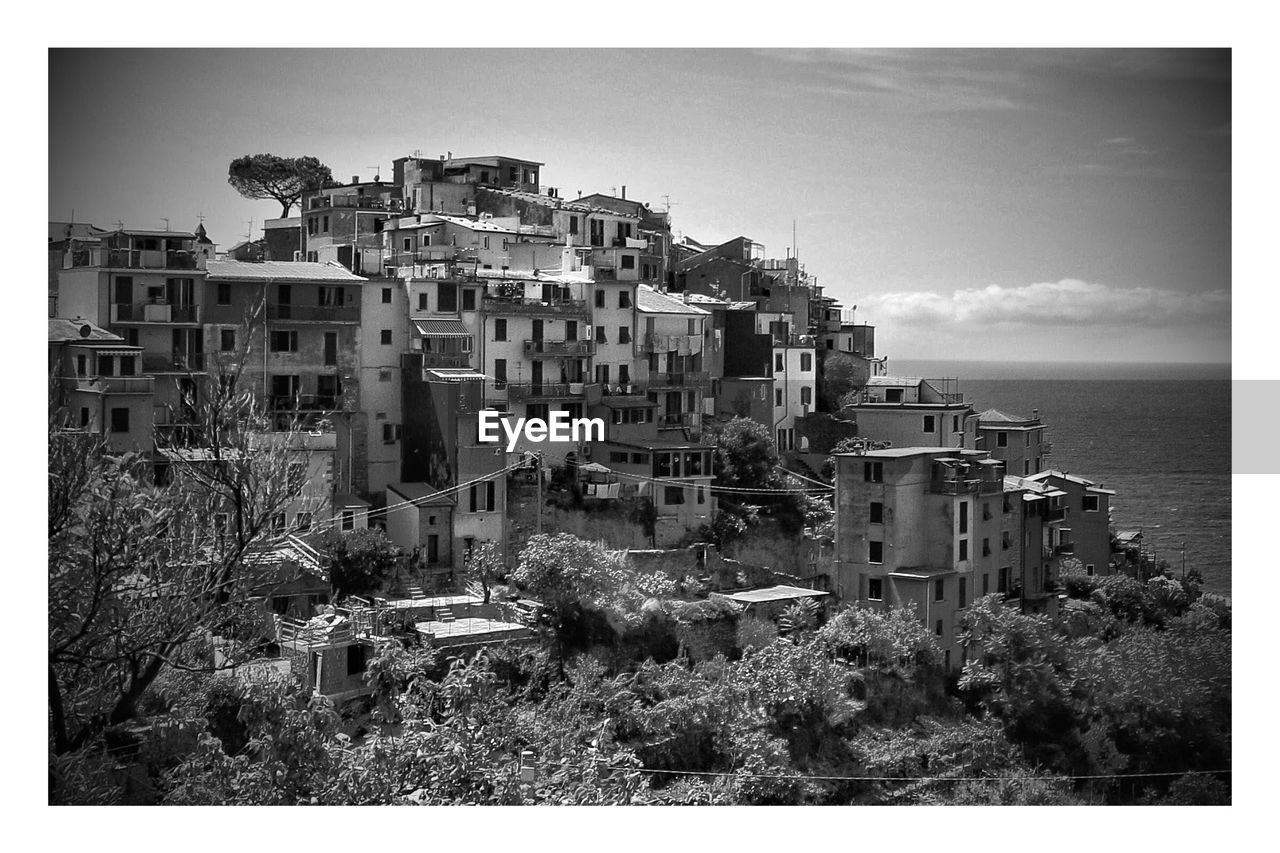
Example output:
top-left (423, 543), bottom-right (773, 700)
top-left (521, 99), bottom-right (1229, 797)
top-left (352, 175), bottom-right (360, 184)
top-left (621, 185), bottom-right (626, 199)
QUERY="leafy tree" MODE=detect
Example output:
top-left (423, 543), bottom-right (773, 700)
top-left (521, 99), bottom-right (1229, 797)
top-left (818, 605), bottom-right (942, 672)
top-left (463, 540), bottom-right (504, 603)
top-left (48, 365), bottom-right (310, 768)
top-left (318, 527), bottom-right (401, 598)
top-left (227, 154), bottom-right (335, 217)
top-left (710, 417), bottom-right (779, 490)
top-left (819, 351), bottom-right (865, 411)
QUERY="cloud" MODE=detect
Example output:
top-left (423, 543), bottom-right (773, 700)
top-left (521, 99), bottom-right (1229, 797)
top-left (859, 279), bottom-right (1230, 330)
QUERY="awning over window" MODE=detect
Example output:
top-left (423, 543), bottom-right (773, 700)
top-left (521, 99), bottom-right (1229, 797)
top-left (90, 348), bottom-right (143, 357)
top-left (413, 318), bottom-right (471, 337)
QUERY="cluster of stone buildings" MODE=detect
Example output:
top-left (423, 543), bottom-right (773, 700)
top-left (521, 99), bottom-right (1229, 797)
top-left (48, 150), bottom-right (1123, 672)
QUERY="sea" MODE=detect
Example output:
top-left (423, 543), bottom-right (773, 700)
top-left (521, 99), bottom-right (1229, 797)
top-left (893, 360), bottom-right (1232, 595)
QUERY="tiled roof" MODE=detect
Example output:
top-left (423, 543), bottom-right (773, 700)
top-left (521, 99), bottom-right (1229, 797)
top-left (205, 260), bottom-right (366, 281)
top-left (636, 285), bottom-right (710, 316)
top-left (49, 318), bottom-right (121, 343)
top-left (432, 214), bottom-right (520, 235)
top-left (388, 483), bottom-right (456, 506)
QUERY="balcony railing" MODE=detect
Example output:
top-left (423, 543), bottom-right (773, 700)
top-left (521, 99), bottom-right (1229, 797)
top-left (112, 302), bottom-right (200, 324)
top-left (71, 375), bottom-right (154, 394)
top-left (523, 339), bottom-right (596, 358)
top-left (505, 382), bottom-right (586, 401)
top-left (142, 353), bottom-right (207, 373)
top-left (648, 371), bottom-right (710, 390)
top-left (421, 353), bottom-right (473, 370)
top-left (1046, 506), bottom-right (1067, 522)
top-left (71, 248), bottom-right (201, 270)
top-left (639, 334), bottom-right (701, 354)
top-left (658, 412), bottom-right (700, 427)
top-left (1055, 542), bottom-right (1075, 556)
top-left (266, 304), bottom-right (359, 323)
top-left (308, 195), bottom-right (404, 211)
top-left (930, 477), bottom-right (981, 496)
top-left (481, 295), bottom-right (589, 318)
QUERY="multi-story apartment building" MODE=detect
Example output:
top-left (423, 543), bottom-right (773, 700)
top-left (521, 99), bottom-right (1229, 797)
top-left (359, 277), bottom-right (411, 499)
top-left (975, 408), bottom-right (1052, 477)
top-left (57, 227), bottom-right (213, 433)
top-left (48, 317), bottom-right (155, 453)
top-left (636, 285), bottom-right (709, 435)
top-left (843, 376), bottom-right (976, 451)
top-left (1026, 470), bottom-right (1116, 577)
top-left (832, 446), bottom-right (1005, 671)
top-left (301, 177), bottom-right (404, 274)
top-left (1001, 475), bottom-right (1070, 615)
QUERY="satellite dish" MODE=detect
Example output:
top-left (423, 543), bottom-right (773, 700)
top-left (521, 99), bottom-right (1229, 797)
top-left (79, 324), bottom-right (92, 338)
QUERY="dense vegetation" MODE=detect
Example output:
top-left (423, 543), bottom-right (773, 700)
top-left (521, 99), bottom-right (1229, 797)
top-left (51, 520), bottom-right (1230, 804)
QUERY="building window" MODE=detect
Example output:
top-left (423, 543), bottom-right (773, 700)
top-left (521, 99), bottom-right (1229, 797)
top-left (379, 368), bottom-right (392, 382)
top-left (775, 353), bottom-right (784, 372)
top-left (631, 452), bottom-right (646, 464)
top-left (382, 287), bottom-right (392, 304)
top-left (382, 423), bottom-right (402, 443)
top-left (462, 289), bottom-right (476, 311)
top-left (864, 461), bottom-right (883, 483)
top-left (596, 326), bottom-right (607, 344)
top-left (1086, 564), bottom-right (1096, 576)
top-left (959, 500), bottom-right (968, 533)
top-left (220, 329), bottom-right (236, 352)
top-left (982, 538), bottom-right (991, 557)
top-left (934, 578), bottom-right (945, 601)
top-left (801, 386), bottom-right (812, 406)
top-left (346, 644), bottom-right (368, 676)
top-left (110, 408), bottom-right (129, 433)
top-left (983, 574), bottom-right (990, 595)
top-left (271, 512), bottom-right (286, 532)
top-left (595, 290), bottom-right (606, 308)
top-left (1002, 532), bottom-right (1011, 551)
top-left (438, 283), bottom-right (457, 312)
top-left (418, 293), bottom-right (429, 311)
top-left (619, 327), bottom-right (631, 344)
top-left (1083, 495), bottom-right (1100, 512)
top-left (619, 291), bottom-right (632, 308)
top-left (953, 415), bottom-right (960, 432)
top-left (959, 539), bottom-right (968, 561)
top-left (936, 620), bottom-right (944, 637)
top-left (494, 359), bottom-right (507, 387)
top-left (868, 578), bottom-right (883, 601)
top-left (869, 540), bottom-right (883, 564)
top-left (342, 511), bottom-right (354, 531)
top-left (998, 567), bottom-right (1009, 593)
top-left (663, 485), bottom-right (686, 505)
top-left (996, 431), bottom-right (1008, 447)
top-left (80, 407), bottom-right (90, 427)
top-left (321, 215), bottom-right (329, 233)
top-left (959, 577), bottom-right (967, 608)
top-left (775, 389), bottom-right (783, 407)
top-left (494, 319), bottom-right (507, 341)
top-left (609, 451), bottom-right (629, 463)
top-left (569, 215), bottom-right (579, 235)
top-left (869, 502), bottom-right (883, 524)
top-left (319, 286), bottom-right (345, 307)
top-left (621, 254), bottom-right (635, 270)
top-left (217, 282), bottom-right (232, 306)
top-left (270, 330), bottom-right (298, 352)
top-left (381, 329), bottom-right (393, 345)
top-left (924, 415), bottom-right (936, 434)
top-left (800, 353), bottom-right (812, 372)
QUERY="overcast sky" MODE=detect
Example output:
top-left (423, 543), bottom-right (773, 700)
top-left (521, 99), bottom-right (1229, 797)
top-left (48, 48), bottom-right (1230, 364)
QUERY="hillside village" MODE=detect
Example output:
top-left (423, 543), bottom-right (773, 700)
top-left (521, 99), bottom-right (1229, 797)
top-left (47, 151), bottom-right (1227, 805)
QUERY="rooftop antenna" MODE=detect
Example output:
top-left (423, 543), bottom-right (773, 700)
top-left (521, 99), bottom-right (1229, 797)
top-left (113, 220), bottom-right (124, 230)
top-left (367, 165), bottom-right (381, 182)
top-left (159, 217), bottom-right (170, 231)
top-left (245, 218), bottom-right (254, 243)
top-left (662, 194), bottom-right (678, 213)
top-left (196, 212), bottom-right (206, 224)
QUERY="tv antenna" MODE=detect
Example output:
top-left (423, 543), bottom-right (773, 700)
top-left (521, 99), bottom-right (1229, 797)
top-left (367, 165), bottom-right (381, 182)
top-left (196, 212), bottom-right (206, 224)
top-left (662, 194), bottom-right (678, 213)
top-left (159, 217), bottom-right (170, 231)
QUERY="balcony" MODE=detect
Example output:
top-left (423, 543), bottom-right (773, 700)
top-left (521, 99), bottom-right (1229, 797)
top-left (505, 382), bottom-right (586, 401)
top-left (523, 339), bottom-right (596, 358)
top-left (1046, 506), bottom-right (1067, 522)
top-left (143, 353), bottom-right (207, 373)
top-left (1054, 542), bottom-right (1075, 556)
top-left (308, 195), bottom-right (404, 211)
top-left (648, 371), bottom-right (710, 390)
top-left (930, 477), bottom-right (981, 496)
top-left (421, 353), bottom-right (472, 370)
top-left (481, 294), bottom-right (589, 319)
top-left (639, 333), bottom-right (701, 355)
top-left (658, 412), bottom-right (700, 428)
top-left (71, 375), bottom-right (154, 394)
top-left (112, 302), bottom-right (201, 324)
top-left (68, 248), bottom-right (201, 270)
top-left (266, 304), bottom-right (359, 323)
